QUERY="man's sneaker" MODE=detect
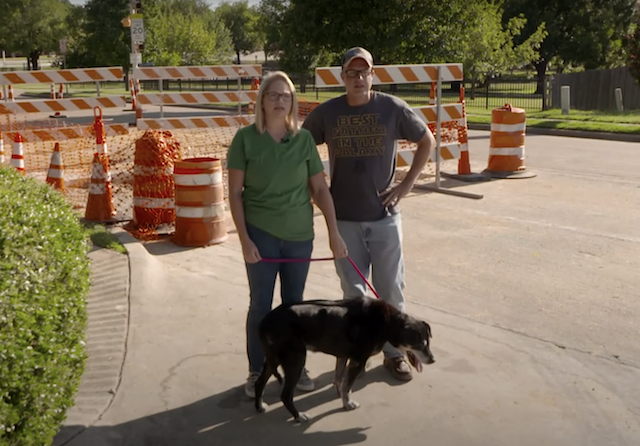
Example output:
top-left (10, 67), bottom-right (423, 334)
top-left (296, 368), bottom-right (315, 392)
top-left (383, 356), bottom-right (413, 382)
top-left (245, 372), bottom-right (260, 398)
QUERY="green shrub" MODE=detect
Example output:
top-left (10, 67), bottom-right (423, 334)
top-left (0, 166), bottom-right (91, 446)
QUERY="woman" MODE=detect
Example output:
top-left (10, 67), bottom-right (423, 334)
top-left (227, 71), bottom-right (348, 398)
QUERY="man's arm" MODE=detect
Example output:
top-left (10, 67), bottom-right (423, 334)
top-left (381, 127), bottom-right (435, 207)
top-left (404, 128), bottom-right (435, 186)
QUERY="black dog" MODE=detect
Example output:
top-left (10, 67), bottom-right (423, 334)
top-left (253, 296), bottom-right (435, 422)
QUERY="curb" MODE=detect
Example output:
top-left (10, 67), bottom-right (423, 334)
top-left (52, 247), bottom-right (131, 446)
top-left (467, 122), bottom-right (640, 143)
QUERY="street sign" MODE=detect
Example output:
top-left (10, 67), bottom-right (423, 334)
top-left (131, 13), bottom-right (145, 43)
top-left (59, 39), bottom-right (67, 54)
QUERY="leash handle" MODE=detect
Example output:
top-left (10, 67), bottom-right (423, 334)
top-left (261, 256), bottom-right (380, 299)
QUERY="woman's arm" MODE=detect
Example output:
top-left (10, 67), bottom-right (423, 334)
top-left (228, 168), bottom-right (250, 243)
top-left (308, 173), bottom-right (348, 258)
top-left (228, 168), bottom-right (261, 262)
top-left (308, 173), bottom-right (338, 234)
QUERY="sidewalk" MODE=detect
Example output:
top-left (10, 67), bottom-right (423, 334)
top-left (53, 130), bottom-right (640, 446)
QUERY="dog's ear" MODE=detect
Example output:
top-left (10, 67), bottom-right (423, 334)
top-left (423, 321), bottom-right (432, 339)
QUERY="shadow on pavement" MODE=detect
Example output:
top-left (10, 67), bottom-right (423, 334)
top-left (54, 365), bottom-right (411, 446)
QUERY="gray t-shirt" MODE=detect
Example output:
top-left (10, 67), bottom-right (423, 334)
top-left (302, 91), bottom-right (427, 222)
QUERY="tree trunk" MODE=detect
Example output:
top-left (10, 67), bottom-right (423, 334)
top-left (299, 74), bottom-right (307, 94)
top-left (28, 51), bottom-right (41, 71)
top-left (236, 51), bottom-right (241, 65)
top-left (535, 60), bottom-right (548, 95)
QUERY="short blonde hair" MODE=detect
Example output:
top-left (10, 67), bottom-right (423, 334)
top-left (254, 71), bottom-right (300, 136)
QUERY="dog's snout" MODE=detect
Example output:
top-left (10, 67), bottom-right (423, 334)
top-left (426, 356), bottom-right (435, 364)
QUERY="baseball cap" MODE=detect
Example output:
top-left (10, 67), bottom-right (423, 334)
top-left (342, 47), bottom-right (374, 69)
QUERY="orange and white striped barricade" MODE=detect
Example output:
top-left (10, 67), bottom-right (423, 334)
top-left (8, 85), bottom-right (15, 101)
top-left (50, 83), bottom-right (56, 99)
top-left (132, 130), bottom-right (182, 228)
top-left (0, 67), bottom-right (123, 85)
top-left (482, 104), bottom-right (536, 179)
top-left (0, 96), bottom-right (126, 115)
top-left (173, 157), bottom-right (228, 247)
top-left (46, 143), bottom-right (65, 190)
top-left (85, 107), bottom-right (117, 222)
top-left (133, 65), bottom-right (263, 119)
top-left (10, 133), bottom-right (25, 175)
top-left (136, 115), bottom-right (253, 131)
top-left (136, 91), bottom-right (259, 106)
top-left (315, 63), bottom-right (463, 87)
top-left (58, 83), bottom-right (64, 99)
top-left (2, 124), bottom-right (129, 144)
top-left (134, 65), bottom-right (262, 82)
top-left (0, 131), bottom-right (5, 164)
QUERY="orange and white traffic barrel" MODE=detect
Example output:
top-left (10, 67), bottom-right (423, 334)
top-left (482, 104), bottom-right (536, 179)
top-left (46, 142), bottom-right (65, 190)
top-left (10, 133), bottom-right (25, 175)
top-left (173, 157), bottom-right (228, 247)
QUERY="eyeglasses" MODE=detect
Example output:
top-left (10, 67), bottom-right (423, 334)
top-left (264, 91), bottom-right (293, 102)
top-left (344, 68), bottom-right (373, 78)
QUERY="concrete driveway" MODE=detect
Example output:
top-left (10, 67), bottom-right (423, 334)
top-left (56, 130), bottom-right (640, 446)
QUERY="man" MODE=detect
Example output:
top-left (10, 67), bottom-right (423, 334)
top-left (302, 47), bottom-right (436, 381)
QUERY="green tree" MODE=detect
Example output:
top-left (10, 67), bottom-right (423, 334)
top-left (625, 8), bottom-right (640, 86)
top-left (144, 0), bottom-right (234, 66)
top-left (216, 0), bottom-right (262, 64)
top-left (65, 0), bottom-right (131, 70)
top-left (502, 0), bottom-right (637, 90)
top-left (459, 2), bottom-right (547, 86)
top-left (256, 0), bottom-right (289, 61)
top-left (0, 0), bottom-right (70, 70)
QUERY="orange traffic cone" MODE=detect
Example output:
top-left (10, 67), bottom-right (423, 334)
top-left (85, 107), bottom-right (117, 221)
top-left (10, 133), bottom-right (25, 175)
top-left (46, 142), bottom-right (65, 190)
top-left (442, 87), bottom-right (488, 183)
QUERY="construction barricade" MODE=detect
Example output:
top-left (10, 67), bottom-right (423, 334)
top-left (482, 104), bottom-right (536, 179)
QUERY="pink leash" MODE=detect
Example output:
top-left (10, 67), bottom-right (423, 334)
top-left (261, 256), bottom-right (380, 299)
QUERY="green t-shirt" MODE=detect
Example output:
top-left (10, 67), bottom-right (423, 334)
top-left (227, 124), bottom-right (325, 241)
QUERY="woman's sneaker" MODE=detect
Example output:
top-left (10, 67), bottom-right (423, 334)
top-left (245, 372), bottom-right (260, 398)
top-left (296, 368), bottom-right (315, 392)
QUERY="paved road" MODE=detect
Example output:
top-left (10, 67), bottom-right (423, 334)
top-left (55, 131), bottom-right (640, 446)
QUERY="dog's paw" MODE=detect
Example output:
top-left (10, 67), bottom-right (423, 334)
top-left (343, 399), bottom-right (360, 411)
top-left (294, 412), bottom-right (310, 423)
top-left (256, 401), bottom-right (268, 413)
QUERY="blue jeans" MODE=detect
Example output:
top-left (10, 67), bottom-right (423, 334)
top-left (245, 223), bottom-right (313, 374)
top-left (333, 211), bottom-right (406, 359)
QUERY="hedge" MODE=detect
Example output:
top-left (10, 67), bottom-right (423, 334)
top-left (0, 166), bottom-right (91, 446)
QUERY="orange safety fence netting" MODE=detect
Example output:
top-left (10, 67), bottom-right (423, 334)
top-left (1, 104), bottom-right (460, 241)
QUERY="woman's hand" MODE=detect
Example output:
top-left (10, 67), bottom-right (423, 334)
top-left (329, 232), bottom-right (349, 259)
top-left (242, 239), bottom-right (262, 264)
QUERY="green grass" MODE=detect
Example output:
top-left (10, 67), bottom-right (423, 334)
top-left (466, 112), bottom-right (640, 135)
top-left (83, 223), bottom-right (127, 254)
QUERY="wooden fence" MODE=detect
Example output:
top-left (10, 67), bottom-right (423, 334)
top-left (551, 67), bottom-right (640, 111)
